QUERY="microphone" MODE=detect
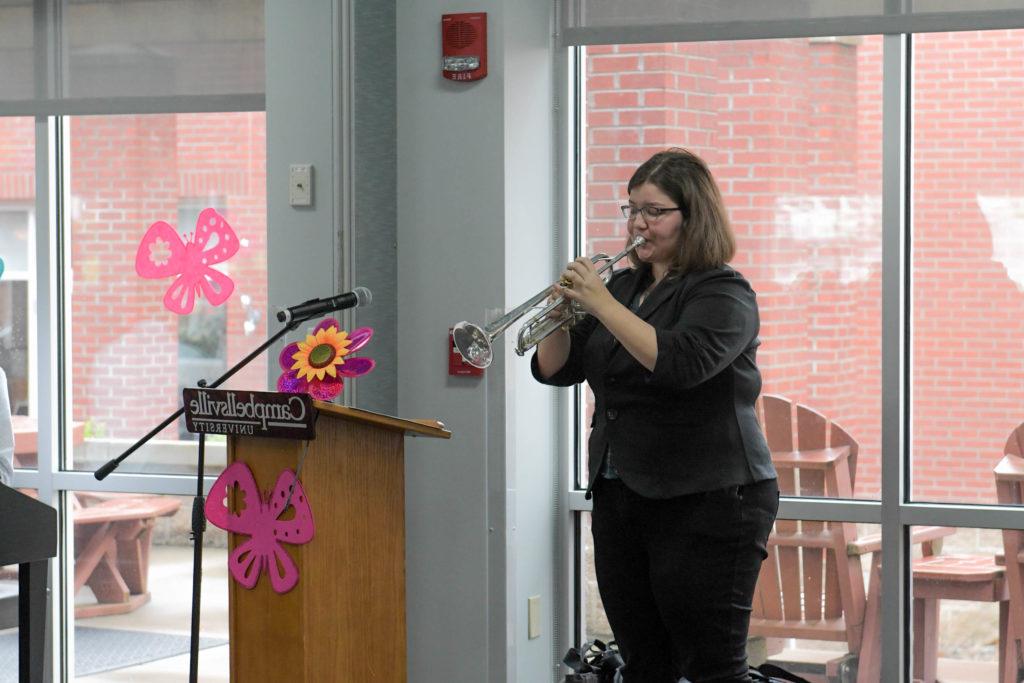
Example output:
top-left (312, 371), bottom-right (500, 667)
top-left (276, 286), bottom-right (372, 324)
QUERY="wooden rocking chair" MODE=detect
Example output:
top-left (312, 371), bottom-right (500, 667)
top-left (751, 395), bottom-right (950, 683)
top-left (994, 436), bottom-right (1024, 683)
top-left (750, 395), bottom-right (866, 682)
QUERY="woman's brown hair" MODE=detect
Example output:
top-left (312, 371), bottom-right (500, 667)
top-left (626, 148), bottom-right (735, 274)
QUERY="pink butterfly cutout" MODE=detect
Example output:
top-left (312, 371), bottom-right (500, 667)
top-left (135, 208), bottom-right (239, 315)
top-left (205, 461), bottom-right (315, 594)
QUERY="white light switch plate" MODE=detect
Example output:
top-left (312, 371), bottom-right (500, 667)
top-left (289, 164), bottom-right (313, 206)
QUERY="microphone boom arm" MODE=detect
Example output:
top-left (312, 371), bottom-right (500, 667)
top-left (94, 312), bottom-right (313, 480)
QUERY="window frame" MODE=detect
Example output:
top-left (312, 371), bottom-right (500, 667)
top-left (9, 109), bottom-right (266, 681)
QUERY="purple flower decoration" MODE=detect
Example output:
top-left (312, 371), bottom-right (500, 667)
top-left (277, 317), bottom-right (375, 401)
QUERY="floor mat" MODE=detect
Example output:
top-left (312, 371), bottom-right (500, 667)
top-left (0, 625), bottom-right (227, 679)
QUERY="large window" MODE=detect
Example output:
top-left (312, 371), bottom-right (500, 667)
top-left (568, 21), bottom-right (1024, 682)
top-left (66, 113), bottom-right (268, 477)
top-left (55, 112), bottom-right (266, 679)
top-left (910, 30), bottom-right (1024, 505)
top-left (1, 3), bottom-right (265, 681)
top-left (578, 37), bottom-right (886, 676)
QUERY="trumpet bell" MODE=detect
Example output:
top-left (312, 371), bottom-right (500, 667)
top-left (452, 321), bottom-right (492, 369)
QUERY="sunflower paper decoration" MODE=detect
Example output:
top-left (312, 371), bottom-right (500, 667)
top-left (277, 317), bottom-right (375, 401)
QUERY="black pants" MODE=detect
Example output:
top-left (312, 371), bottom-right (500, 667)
top-left (591, 477), bottom-right (779, 683)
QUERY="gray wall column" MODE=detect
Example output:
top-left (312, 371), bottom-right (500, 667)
top-left (398, 1), bottom-right (560, 680)
top-left (265, 1), bottom-right (340, 388)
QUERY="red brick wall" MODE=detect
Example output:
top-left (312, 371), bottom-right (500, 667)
top-left (910, 31), bottom-right (1024, 501)
top-left (0, 118), bottom-right (34, 199)
top-left (69, 115), bottom-right (180, 435)
top-left (586, 33), bottom-right (1024, 503)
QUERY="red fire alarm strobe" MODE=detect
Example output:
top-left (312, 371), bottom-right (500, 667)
top-left (449, 328), bottom-right (484, 376)
top-left (442, 12), bottom-right (487, 82)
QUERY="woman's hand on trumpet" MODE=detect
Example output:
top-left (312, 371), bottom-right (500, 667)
top-left (543, 287), bottom-right (572, 321)
top-left (554, 256), bottom-right (615, 316)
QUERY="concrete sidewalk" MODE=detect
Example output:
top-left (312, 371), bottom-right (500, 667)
top-left (74, 544), bottom-right (229, 681)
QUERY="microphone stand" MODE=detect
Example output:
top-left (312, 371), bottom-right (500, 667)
top-left (94, 312), bottom-right (316, 683)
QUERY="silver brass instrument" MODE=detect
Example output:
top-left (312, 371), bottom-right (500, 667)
top-left (452, 235), bottom-right (646, 369)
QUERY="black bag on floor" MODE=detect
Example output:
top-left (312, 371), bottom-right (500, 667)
top-left (562, 639), bottom-right (623, 683)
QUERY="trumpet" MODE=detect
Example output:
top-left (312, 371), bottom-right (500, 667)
top-left (452, 235), bottom-right (646, 369)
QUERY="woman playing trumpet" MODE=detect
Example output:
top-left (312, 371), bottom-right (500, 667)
top-left (533, 148), bottom-right (778, 682)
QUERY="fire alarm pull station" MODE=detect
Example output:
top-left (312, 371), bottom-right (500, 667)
top-left (442, 12), bottom-right (487, 82)
top-left (449, 328), bottom-right (484, 376)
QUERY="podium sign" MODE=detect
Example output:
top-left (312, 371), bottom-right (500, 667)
top-left (182, 388), bottom-right (317, 440)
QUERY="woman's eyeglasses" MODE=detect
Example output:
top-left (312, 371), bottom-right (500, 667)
top-left (620, 205), bottom-right (682, 221)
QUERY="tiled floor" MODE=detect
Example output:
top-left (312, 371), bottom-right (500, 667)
top-left (50, 543), bottom-right (1013, 681)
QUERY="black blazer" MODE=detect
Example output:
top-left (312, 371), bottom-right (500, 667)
top-left (532, 265), bottom-right (775, 499)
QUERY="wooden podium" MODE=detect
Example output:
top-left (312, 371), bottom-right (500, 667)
top-left (224, 402), bottom-right (450, 682)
